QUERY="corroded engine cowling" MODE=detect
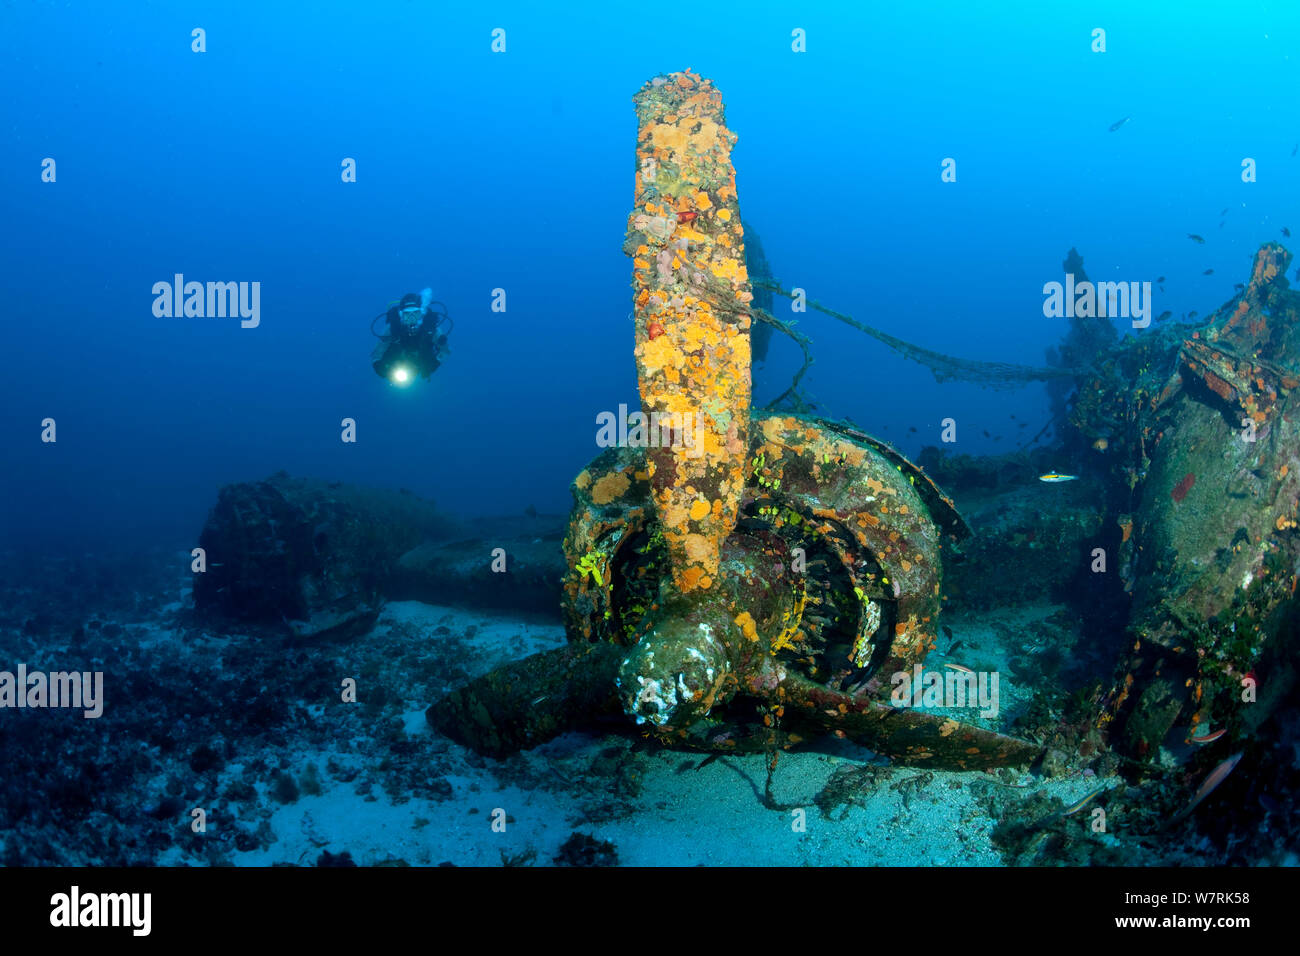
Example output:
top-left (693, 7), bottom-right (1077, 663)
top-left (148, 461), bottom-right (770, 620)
top-left (565, 415), bottom-right (960, 692)
top-left (558, 415), bottom-right (1033, 766)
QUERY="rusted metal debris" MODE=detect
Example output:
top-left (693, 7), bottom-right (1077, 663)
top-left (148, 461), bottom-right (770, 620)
top-left (194, 472), bottom-right (450, 638)
top-left (1090, 242), bottom-right (1300, 759)
top-left (193, 472), bottom-right (569, 634)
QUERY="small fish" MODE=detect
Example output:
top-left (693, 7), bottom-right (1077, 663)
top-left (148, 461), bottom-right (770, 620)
top-left (941, 625), bottom-right (954, 643)
top-left (1159, 285), bottom-right (1165, 292)
top-left (1156, 275), bottom-right (1166, 283)
top-left (1017, 422), bottom-right (1027, 429)
top-left (1039, 473), bottom-right (1078, 482)
top-left (1169, 752), bottom-right (1244, 825)
top-left (1283, 227), bottom-right (1292, 237)
top-left (1293, 143), bottom-right (1298, 156)
top-left (948, 639), bottom-right (965, 654)
top-left (1188, 310), bottom-right (1198, 318)
top-left (982, 430), bottom-right (991, 438)
top-left (1219, 207), bottom-right (1229, 216)
top-left (1190, 727), bottom-right (1226, 744)
top-left (1188, 233), bottom-right (1205, 243)
top-left (1092, 437), bottom-right (1109, 451)
top-left (1234, 283), bottom-right (1245, 292)
top-left (908, 426), bottom-right (917, 433)
top-left (1219, 221), bottom-right (1225, 229)
top-left (1108, 116), bottom-right (1131, 132)
top-left (1156, 310), bottom-right (1172, 322)
top-left (1202, 269), bottom-right (1214, 275)
top-left (1010, 414), bottom-right (1017, 419)
top-left (1063, 785), bottom-right (1108, 817)
top-left (944, 662), bottom-right (974, 674)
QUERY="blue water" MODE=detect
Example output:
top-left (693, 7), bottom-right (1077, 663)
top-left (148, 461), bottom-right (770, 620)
top-left (1, 0), bottom-right (1296, 555)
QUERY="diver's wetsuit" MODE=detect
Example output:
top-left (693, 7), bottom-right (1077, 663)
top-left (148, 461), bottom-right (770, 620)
top-left (373, 305), bottom-right (447, 380)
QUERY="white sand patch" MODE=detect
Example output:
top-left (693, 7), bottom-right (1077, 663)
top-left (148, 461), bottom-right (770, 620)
top-left (378, 601), bottom-right (566, 677)
top-left (228, 773), bottom-right (581, 867)
top-left (219, 600), bottom-right (1108, 867)
top-left (598, 750), bottom-right (1008, 866)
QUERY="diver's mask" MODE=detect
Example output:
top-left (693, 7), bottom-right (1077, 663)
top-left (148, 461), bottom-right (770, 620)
top-left (399, 306), bottom-right (422, 329)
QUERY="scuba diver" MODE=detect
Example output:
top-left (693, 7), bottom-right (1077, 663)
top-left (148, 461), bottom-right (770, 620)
top-left (370, 289), bottom-right (452, 386)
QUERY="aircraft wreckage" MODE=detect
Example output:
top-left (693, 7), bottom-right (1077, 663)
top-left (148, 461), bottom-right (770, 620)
top-left (195, 70), bottom-right (1300, 784)
top-left (426, 70), bottom-right (1037, 769)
